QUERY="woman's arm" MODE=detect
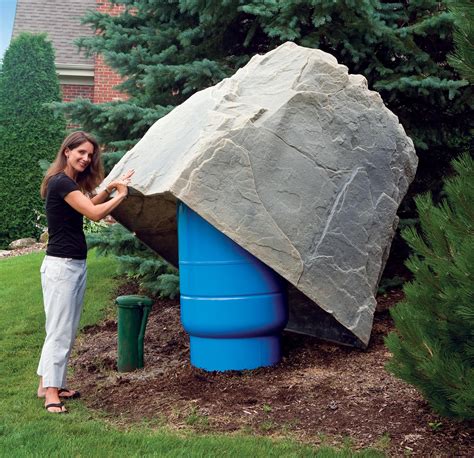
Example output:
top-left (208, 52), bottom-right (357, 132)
top-left (65, 187), bottom-right (128, 222)
top-left (90, 186), bottom-right (112, 205)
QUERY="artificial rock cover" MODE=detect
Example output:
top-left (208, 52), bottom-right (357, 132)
top-left (104, 42), bottom-right (418, 348)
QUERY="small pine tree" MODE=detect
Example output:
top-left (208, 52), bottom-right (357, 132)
top-left (87, 224), bottom-right (179, 298)
top-left (385, 154), bottom-right (474, 419)
top-left (448, 0), bottom-right (474, 83)
top-left (0, 33), bottom-right (66, 247)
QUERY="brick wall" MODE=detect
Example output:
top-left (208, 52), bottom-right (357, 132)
top-left (61, 84), bottom-right (94, 102)
top-left (96, 0), bottom-right (125, 15)
top-left (93, 55), bottom-right (128, 103)
top-left (94, 0), bottom-right (128, 104)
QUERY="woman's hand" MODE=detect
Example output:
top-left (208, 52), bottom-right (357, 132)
top-left (106, 169), bottom-right (135, 193)
top-left (91, 170), bottom-right (134, 205)
top-left (115, 182), bottom-right (129, 197)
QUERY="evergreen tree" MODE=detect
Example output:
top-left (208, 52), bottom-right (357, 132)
top-left (385, 0), bottom-right (474, 421)
top-left (0, 33), bottom-right (66, 247)
top-left (54, 1), bottom-right (472, 295)
top-left (448, 0), bottom-right (474, 83)
top-left (385, 153), bottom-right (474, 419)
top-left (86, 224), bottom-right (179, 298)
top-left (59, 0), bottom-right (472, 194)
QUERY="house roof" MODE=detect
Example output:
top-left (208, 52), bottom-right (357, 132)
top-left (12, 0), bottom-right (96, 67)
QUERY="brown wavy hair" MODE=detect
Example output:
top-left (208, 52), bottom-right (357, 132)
top-left (40, 131), bottom-right (103, 198)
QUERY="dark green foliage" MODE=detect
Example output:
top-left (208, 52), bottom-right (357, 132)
top-left (385, 154), bottom-right (474, 419)
top-left (57, 0), bottom-right (472, 198)
top-left (385, 0), bottom-right (474, 421)
top-left (448, 0), bottom-right (474, 83)
top-left (377, 275), bottom-right (405, 294)
top-left (87, 224), bottom-right (179, 298)
top-left (0, 33), bottom-right (66, 247)
top-left (56, 0), bottom-right (472, 293)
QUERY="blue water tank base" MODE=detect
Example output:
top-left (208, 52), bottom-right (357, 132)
top-left (190, 336), bottom-right (281, 371)
top-left (177, 201), bottom-right (288, 372)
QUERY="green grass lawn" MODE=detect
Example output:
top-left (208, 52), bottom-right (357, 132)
top-left (0, 251), bottom-right (384, 457)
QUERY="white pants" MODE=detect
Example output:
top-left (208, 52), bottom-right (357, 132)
top-left (37, 255), bottom-right (87, 388)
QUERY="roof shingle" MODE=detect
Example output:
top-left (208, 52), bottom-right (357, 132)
top-left (12, 0), bottom-right (96, 66)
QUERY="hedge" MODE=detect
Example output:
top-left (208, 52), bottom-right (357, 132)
top-left (0, 33), bottom-right (66, 248)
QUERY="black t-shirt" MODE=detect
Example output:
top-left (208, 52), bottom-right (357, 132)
top-left (45, 172), bottom-right (87, 259)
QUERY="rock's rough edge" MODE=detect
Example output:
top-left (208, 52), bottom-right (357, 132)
top-left (106, 42), bottom-right (418, 347)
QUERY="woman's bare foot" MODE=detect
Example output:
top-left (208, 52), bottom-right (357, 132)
top-left (37, 376), bottom-right (47, 398)
top-left (44, 388), bottom-right (67, 413)
top-left (57, 388), bottom-right (81, 399)
top-left (38, 377), bottom-right (79, 399)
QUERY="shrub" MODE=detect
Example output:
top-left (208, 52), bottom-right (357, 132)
top-left (0, 33), bottom-right (66, 248)
top-left (385, 154), bottom-right (474, 420)
top-left (87, 224), bottom-right (179, 299)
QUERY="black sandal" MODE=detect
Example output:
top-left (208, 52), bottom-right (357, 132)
top-left (45, 402), bottom-right (67, 413)
top-left (58, 388), bottom-right (81, 400)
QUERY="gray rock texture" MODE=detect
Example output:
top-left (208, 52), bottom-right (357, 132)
top-left (8, 237), bottom-right (37, 249)
top-left (104, 42), bottom-right (417, 347)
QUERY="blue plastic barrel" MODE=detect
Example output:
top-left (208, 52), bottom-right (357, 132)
top-left (177, 202), bottom-right (288, 371)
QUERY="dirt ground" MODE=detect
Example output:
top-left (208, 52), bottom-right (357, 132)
top-left (71, 283), bottom-right (472, 457)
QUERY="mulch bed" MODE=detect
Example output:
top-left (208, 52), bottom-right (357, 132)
top-left (71, 283), bottom-right (473, 457)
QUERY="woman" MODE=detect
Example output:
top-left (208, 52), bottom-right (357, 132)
top-left (37, 131), bottom-right (133, 413)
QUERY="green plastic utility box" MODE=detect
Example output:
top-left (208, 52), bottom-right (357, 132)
top-left (116, 295), bottom-right (153, 372)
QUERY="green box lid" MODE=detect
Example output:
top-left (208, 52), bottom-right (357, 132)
top-left (115, 295), bottom-right (154, 308)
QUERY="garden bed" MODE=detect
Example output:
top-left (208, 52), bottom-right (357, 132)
top-left (71, 286), bottom-right (473, 456)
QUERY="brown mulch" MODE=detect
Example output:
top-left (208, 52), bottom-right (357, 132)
top-left (71, 284), bottom-right (473, 457)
